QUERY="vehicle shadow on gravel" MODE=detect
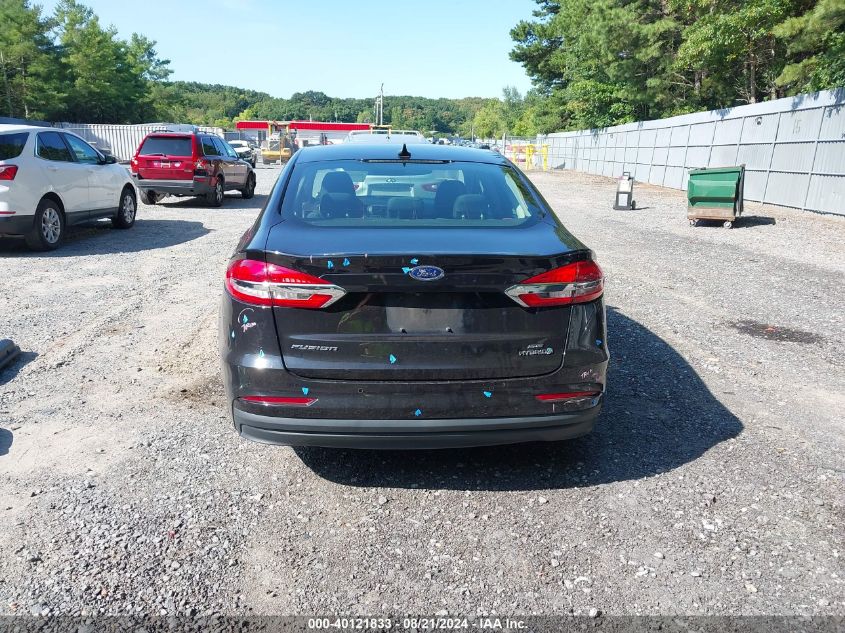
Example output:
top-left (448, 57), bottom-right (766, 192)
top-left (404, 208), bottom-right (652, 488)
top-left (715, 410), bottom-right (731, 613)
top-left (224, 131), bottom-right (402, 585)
top-left (0, 220), bottom-right (210, 257)
top-left (0, 428), bottom-right (12, 456)
top-left (0, 351), bottom-right (37, 387)
top-left (155, 193), bottom-right (268, 211)
top-left (295, 308), bottom-right (744, 491)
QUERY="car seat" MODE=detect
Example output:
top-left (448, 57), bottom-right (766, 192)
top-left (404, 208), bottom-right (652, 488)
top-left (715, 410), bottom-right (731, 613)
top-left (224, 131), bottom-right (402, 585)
top-left (319, 171), bottom-right (363, 218)
top-left (432, 180), bottom-right (466, 218)
top-left (387, 197), bottom-right (423, 219)
top-left (453, 194), bottom-right (489, 220)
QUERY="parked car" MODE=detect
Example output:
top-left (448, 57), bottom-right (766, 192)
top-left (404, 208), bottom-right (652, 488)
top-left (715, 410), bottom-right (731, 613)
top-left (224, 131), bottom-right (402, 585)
top-left (228, 140), bottom-right (257, 167)
top-left (0, 125), bottom-right (137, 251)
top-left (345, 130), bottom-right (428, 144)
top-left (220, 143), bottom-right (608, 449)
top-left (130, 132), bottom-right (256, 207)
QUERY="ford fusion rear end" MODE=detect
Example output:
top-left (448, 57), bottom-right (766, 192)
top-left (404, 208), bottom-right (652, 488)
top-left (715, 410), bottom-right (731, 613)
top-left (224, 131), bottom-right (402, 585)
top-left (220, 145), bottom-right (608, 449)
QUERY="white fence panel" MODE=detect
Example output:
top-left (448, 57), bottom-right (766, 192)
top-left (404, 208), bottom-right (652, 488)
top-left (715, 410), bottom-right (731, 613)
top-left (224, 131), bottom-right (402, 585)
top-left (58, 123), bottom-right (225, 161)
top-left (542, 88), bottom-right (845, 214)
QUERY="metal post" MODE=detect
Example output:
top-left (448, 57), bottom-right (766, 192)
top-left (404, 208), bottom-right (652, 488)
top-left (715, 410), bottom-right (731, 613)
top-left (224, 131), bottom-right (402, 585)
top-left (802, 106), bottom-right (826, 211)
top-left (649, 124), bottom-right (658, 184)
top-left (621, 130), bottom-right (628, 176)
top-left (761, 113), bottom-right (781, 205)
top-left (734, 116), bottom-right (746, 165)
top-left (704, 120), bottom-right (717, 169)
top-left (679, 125), bottom-right (691, 189)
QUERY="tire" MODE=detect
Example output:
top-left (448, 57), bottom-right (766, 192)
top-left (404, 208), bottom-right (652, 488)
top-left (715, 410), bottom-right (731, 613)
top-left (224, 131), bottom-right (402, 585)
top-left (25, 198), bottom-right (65, 251)
top-left (241, 173), bottom-right (256, 199)
top-left (206, 177), bottom-right (224, 207)
top-left (112, 187), bottom-right (137, 229)
top-left (139, 189), bottom-right (160, 205)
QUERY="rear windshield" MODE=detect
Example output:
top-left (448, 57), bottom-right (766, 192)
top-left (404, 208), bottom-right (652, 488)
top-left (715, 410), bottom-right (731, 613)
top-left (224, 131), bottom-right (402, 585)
top-left (281, 159), bottom-right (544, 227)
top-left (0, 132), bottom-right (29, 160)
top-left (138, 136), bottom-right (192, 157)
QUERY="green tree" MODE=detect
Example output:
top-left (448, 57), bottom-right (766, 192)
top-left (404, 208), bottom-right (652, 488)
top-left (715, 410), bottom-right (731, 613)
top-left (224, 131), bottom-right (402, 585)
top-left (511, 0), bottom-right (684, 128)
top-left (510, 0), bottom-right (844, 132)
top-left (125, 33), bottom-right (173, 120)
top-left (774, 0), bottom-right (845, 92)
top-left (0, 0), bottom-right (65, 119)
top-left (674, 0), bottom-right (796, 104)
top-left (54, 0), bottom-right (135, 122)
top-left (472, 100), bottom-right (507, 138)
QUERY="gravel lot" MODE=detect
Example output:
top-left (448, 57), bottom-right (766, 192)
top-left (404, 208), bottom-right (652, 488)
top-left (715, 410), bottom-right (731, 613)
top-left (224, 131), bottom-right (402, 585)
top-left (0, 164), bottom-right (842, 618)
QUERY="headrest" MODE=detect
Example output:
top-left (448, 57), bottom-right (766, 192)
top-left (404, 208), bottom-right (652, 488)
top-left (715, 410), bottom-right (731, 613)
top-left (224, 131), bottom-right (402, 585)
top-left (453, 194), bottom-right (488, 219)
top-left (431, 180), bottom-right (467, 218)
top-left (320, 193), bottom-right (362, 218)
top-left (321, 171), bottom-right (355, 195)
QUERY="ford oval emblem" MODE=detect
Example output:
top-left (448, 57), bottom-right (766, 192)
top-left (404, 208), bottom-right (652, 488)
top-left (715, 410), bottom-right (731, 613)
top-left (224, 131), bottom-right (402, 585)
top-left (408, 265), bottom-right (444, 281)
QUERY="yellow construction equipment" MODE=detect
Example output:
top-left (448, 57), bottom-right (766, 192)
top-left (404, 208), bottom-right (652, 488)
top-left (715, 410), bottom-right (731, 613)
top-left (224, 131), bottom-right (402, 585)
top-left (525, 145), bottom-right (535, 169)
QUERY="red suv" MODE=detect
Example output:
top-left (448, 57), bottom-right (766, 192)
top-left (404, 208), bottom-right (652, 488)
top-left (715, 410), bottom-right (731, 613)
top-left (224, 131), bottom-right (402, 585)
top-left (130, 132), bottom-right (256, 207)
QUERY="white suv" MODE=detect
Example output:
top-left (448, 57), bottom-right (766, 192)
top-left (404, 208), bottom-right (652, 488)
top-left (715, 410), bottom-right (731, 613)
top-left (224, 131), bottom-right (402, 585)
top-left (0, 125), bottom-right (137, 251)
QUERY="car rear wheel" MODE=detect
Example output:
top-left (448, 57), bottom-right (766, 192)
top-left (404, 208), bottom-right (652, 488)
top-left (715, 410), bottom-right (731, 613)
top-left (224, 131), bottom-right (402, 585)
top-left (241, 173), bottom-right (256, 199)
top-left (112, 187), bottom-right (137, 229)
top-left (206, 177), bottom-right (224, 207)
top-left (139, 189), bottom-right (161, 205)
top-left (25, 198), bottom-right (65, 251)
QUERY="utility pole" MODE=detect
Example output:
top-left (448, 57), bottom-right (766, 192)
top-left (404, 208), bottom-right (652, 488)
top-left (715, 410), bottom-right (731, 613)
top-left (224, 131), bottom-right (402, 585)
top-left (373, 83), bottom-right (384, 126)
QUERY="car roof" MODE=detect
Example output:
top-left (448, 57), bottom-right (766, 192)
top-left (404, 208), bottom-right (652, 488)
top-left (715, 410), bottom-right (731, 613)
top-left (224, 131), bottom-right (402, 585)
top-left (144, 132), bottom-right (198, 137)
top-left (295, 143), bottom-right (510, 165)
top-left (0, 124), bottom-right (53, 134)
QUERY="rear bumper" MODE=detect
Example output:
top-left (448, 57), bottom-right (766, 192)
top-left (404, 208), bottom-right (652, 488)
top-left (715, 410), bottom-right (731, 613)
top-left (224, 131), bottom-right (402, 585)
top-left (132, 175), bottom-right (213, 196)
top-left (233, 403), bottom-right (601, 449)
top-left (0, 214), bottom-right (34, 236)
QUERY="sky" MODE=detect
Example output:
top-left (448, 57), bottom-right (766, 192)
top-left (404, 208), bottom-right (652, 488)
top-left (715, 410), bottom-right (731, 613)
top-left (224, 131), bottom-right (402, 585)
top-left (39, 0), bottom-right (538, 100)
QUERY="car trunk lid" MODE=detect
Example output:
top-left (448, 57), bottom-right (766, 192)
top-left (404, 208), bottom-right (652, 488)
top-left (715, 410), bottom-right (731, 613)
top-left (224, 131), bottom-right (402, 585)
top-left (135, 135), bottom-right (195, 181)
top-left (265, 222), bottom-right (586, 381)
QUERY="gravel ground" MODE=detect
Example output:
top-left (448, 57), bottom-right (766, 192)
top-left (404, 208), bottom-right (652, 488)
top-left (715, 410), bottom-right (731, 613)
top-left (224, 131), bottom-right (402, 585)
top-left (0, 165), bottom-right (842, 618)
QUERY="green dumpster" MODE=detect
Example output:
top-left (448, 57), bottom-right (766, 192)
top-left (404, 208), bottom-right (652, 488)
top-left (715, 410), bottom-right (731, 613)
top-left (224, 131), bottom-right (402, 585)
top-left (687, 165), bottom-right (745, 228)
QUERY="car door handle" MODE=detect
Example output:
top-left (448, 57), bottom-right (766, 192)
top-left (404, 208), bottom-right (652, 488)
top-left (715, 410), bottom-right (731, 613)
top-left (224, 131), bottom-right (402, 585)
top-left (46, 165), bottom-right (59, 171)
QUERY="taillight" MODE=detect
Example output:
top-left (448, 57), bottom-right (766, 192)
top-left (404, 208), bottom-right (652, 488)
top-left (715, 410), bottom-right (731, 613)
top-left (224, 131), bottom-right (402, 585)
top-left (0, 165), bottom-right (18, 181)
top-left (422, 183), bottom-right (439, 192)
top-left (194, 158), bottom-right (209, 175)
top-left (536, 391), bottom-right (601, 402)
top-left (225, 259), bottom-right (346, 309)
top-left (505, 260), bottom-right (603, 308)
top-left (240, 395), bottom-right (316, 407)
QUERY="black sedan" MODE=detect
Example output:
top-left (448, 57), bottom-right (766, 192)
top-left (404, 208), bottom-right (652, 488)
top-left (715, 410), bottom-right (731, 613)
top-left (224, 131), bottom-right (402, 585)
top-left (220, 143), bottom-right (608, 449)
